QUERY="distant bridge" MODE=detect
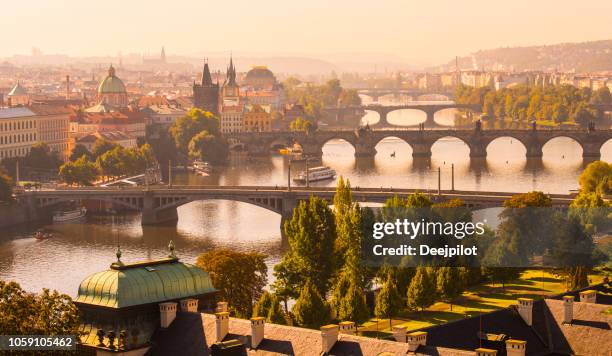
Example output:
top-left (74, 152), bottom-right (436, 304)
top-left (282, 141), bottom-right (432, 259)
top-left (350, 88), bottom-right (455, 101)
top-left (228, 126), bottom-right (611, 160)
top-left (19, 186), bottom-right (577, 230)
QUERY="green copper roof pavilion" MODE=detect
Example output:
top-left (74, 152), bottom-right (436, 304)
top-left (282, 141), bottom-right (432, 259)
top-left (76, 256), bottom-right (216, 309)
top-left (98, 64), bottom-right (127, 94)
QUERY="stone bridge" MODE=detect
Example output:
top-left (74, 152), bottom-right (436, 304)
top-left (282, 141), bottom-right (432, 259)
top-left (362, 103), bottom-right (481, 127)
top-left (19, 187), bottom-right (577, 234)
top-left (228, 126), bottom-right (612, 160)
top-left (352, 88), bottom-right (455, 101)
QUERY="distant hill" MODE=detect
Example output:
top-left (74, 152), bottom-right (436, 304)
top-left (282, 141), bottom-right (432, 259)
top-left (435, 40), bottom-right (612, 72)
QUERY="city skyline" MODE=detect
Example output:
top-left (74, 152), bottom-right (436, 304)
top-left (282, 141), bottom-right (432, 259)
top-left (2, 0), bottom-right (612, 67)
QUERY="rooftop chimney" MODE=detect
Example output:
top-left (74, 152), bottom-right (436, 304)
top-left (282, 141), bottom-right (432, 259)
top-left (159, 302), bottom-right (177, 328)
top-left (392, 325), bottom-right (407, 343)
top-left (250, 317), bottom-right (265, 349)
top-left (406, 331), bottom-right (427, 352)
top-left (563, 295), bottom-right (574, 324)
top-left (475, 348), bottom-right (497, 356)
top-left (320, 324), bottom-right (339, 354)
top-left (215, 312), bottom-right (229, 342)
top-left (180, 298), bottom-right (198, 313)
top-left (505, 339), bottom-right (526, 356)
top-left (579, 290), bottom-right (597, 303)
top-left (217, 301), bottom-right (229, 312)
top-left (339, 321), bottom-right (355, 335)
top-left (517, 298), bottom-right (533, 326)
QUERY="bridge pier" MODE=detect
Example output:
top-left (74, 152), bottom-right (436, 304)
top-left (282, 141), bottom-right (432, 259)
top-left (354, 143), bottom-right (377, 157)
top-left (525, 144), bottom-right (543, 159)
top-left (141, 191), bottom-right (178, 225)
top-left (582, 142), bottom-right (602, 160)
top-left (424, 110), bottom-right (436, 127)
top-left (411, 142), bottom-right (433, 158)
top-left (468, 143), bottom-right (487, 159)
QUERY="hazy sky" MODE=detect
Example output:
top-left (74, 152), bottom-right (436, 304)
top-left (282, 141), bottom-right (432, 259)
top-left (2, 0), bottom-right (611, 65)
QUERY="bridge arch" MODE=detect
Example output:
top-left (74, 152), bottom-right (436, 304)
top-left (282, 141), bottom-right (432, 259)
top-left (385, 108), bottom-right (427, 126)
top-left (601, 138), bottom-right (612, 159)
top-left (541, 135), bottom-right (584, 159)
top-left (155, 196), bottom-right (283, 216)
top-left (361, 109), bottom-right (382, 125)
top-left (431, 135), bottom-right (473, 156)
top-left (319, 138), bottom-right (357, 156)
top-left (485, 136), bottom-right (529, 155)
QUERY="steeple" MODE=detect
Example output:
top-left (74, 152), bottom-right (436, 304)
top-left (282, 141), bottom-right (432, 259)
top-left (226, 54), bottom-right (237, 86)
top-left (161, 46), bottom-right (166, 63)
top-left (108, 64), bottom-right (116, 77)
top-left (201, 58), bottom-right (213, 86)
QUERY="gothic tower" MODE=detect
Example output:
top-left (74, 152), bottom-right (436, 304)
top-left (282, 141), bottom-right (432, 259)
top-left (222, 55), bottom-right (239, 98)
top-left (193, 59), bottom-right (220, 115)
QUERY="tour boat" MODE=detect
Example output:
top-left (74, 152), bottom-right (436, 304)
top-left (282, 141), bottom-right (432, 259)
top-left (192, 160), bottom-right (212, 174)
top-left (53, 207), bottom-right (87, 223)
top-left (293, 166), bottom-right (336, 183)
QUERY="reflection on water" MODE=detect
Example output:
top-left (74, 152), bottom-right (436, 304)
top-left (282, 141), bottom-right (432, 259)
top-left (0, 123), bottom-right (610, 296)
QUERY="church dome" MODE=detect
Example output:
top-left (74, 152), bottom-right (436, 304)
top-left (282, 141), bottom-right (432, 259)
top-left (245, 66), bottom-right (274, 80)
top-left (98, 65), bottom-right (127, 94)
top-left (8, 82), bottom-right (27, 96)
top-left (75, 257), bottom-right (216, 308)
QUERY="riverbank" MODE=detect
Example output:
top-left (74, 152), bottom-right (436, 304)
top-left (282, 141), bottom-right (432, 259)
top-left (0, 202), bottom-right (39, 228)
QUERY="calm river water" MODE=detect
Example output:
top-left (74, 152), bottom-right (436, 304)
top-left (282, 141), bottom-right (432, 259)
top-left (1, 97), bottom-right (610, 296)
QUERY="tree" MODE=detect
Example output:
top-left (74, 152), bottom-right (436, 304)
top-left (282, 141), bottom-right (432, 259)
top-left (374, 273), bottom-right (403, 329)
top-left (591, 86), bottom-right (612, 104)
top-left (550, 215), bottom-right (595, 290)
top-left (573, 103), bottom-right (596, 127)
top-left (436, 267), bottom-right (463, 311)
top-left (338, 89), bottom-right (362, 107)
top-left (406, 267), bottom-right (436, 311)
top-left (24, 142), bottom-right (62, 170)
top-left (69, 144), bottom-right (92, 162)
top-left (292, 279), bottom-right (330, 329)
top-left (0, 171), bottom-right (12, 202)
top-left (196, 249), bottom-right (267, 318)
top-left (91, 139), bottom-right (118, 159)
top-left (337, 281), bottom-right (369, 332)
top-left (170, 109), bottom-right (221, 158)
top-left (0, 279), bottom-right (80, 336)
top-left (267, 294), bottom-right (287, 325)
top-left (289, 117), bottom-right (312, 132)
top-left (188, 130), bottom-right (228, 165)
top-left (252, 291), bottom-right (274, 318)
top-left (273, 196), bottom-right (336, 298)
top-left (578, 161), bottom-right (611, 195)
top-left (59, 155), bottom-right (99, 186)
top-left (552, 103), bottom-right (569, 124)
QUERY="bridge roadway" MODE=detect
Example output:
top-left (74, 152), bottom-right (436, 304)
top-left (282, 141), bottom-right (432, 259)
top-left (228, 126), bottom-right (612, 160)
top-left (20, 186), bottom-right (577, 230)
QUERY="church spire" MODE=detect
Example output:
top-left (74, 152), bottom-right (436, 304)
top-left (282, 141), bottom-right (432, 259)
top-left (226, 54), bottom-right (237, 86)
top-left (201, 58), bottom-right (213, 86)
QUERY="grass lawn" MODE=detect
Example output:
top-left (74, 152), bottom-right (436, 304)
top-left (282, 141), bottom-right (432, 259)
top-left (358, 269), bottom-right (606, 337)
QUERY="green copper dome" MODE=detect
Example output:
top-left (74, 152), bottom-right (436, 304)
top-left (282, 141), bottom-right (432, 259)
top-left (75, 257), bottom-right (216, 308)
top-left (8, 82), bottom-right (27, 96)
top-left (98, 65), bottom-right (127, 94)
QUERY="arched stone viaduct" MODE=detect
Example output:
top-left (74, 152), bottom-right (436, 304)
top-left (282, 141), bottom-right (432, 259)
top-left (229, 126), bottom-right (612, 160)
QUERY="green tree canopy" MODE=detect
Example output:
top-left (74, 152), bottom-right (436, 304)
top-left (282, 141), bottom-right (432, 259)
top-left (196, 249), bottom-right (267, 318)
top-left (374, 273), bottom-right (403, 329)
top-left (69, 144), bottom-right (93, 162)
top-left (406, 267), bottom-right (436, 311)
top-left (0, 280), bottom-right (80, 336)
top-left (91, 139), bottom-right (119, 159)
top-left (188, 130), bottom-right (229, 165)
top-left (0, 170), bottom-right (12, 202)
top-left (292, 279), bottom-right (330, 329)
top-left (59, 155), bottom-right (99, 186)
top-left (273, 196), bottom-right (337, 298)
top-left (436, 267), bottom-right (464, 311)
top-left (578, 161), bottom-right (611, 195)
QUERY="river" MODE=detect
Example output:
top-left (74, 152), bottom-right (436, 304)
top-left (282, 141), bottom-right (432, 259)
top-left (0, 97), bottom-right (610, 296)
